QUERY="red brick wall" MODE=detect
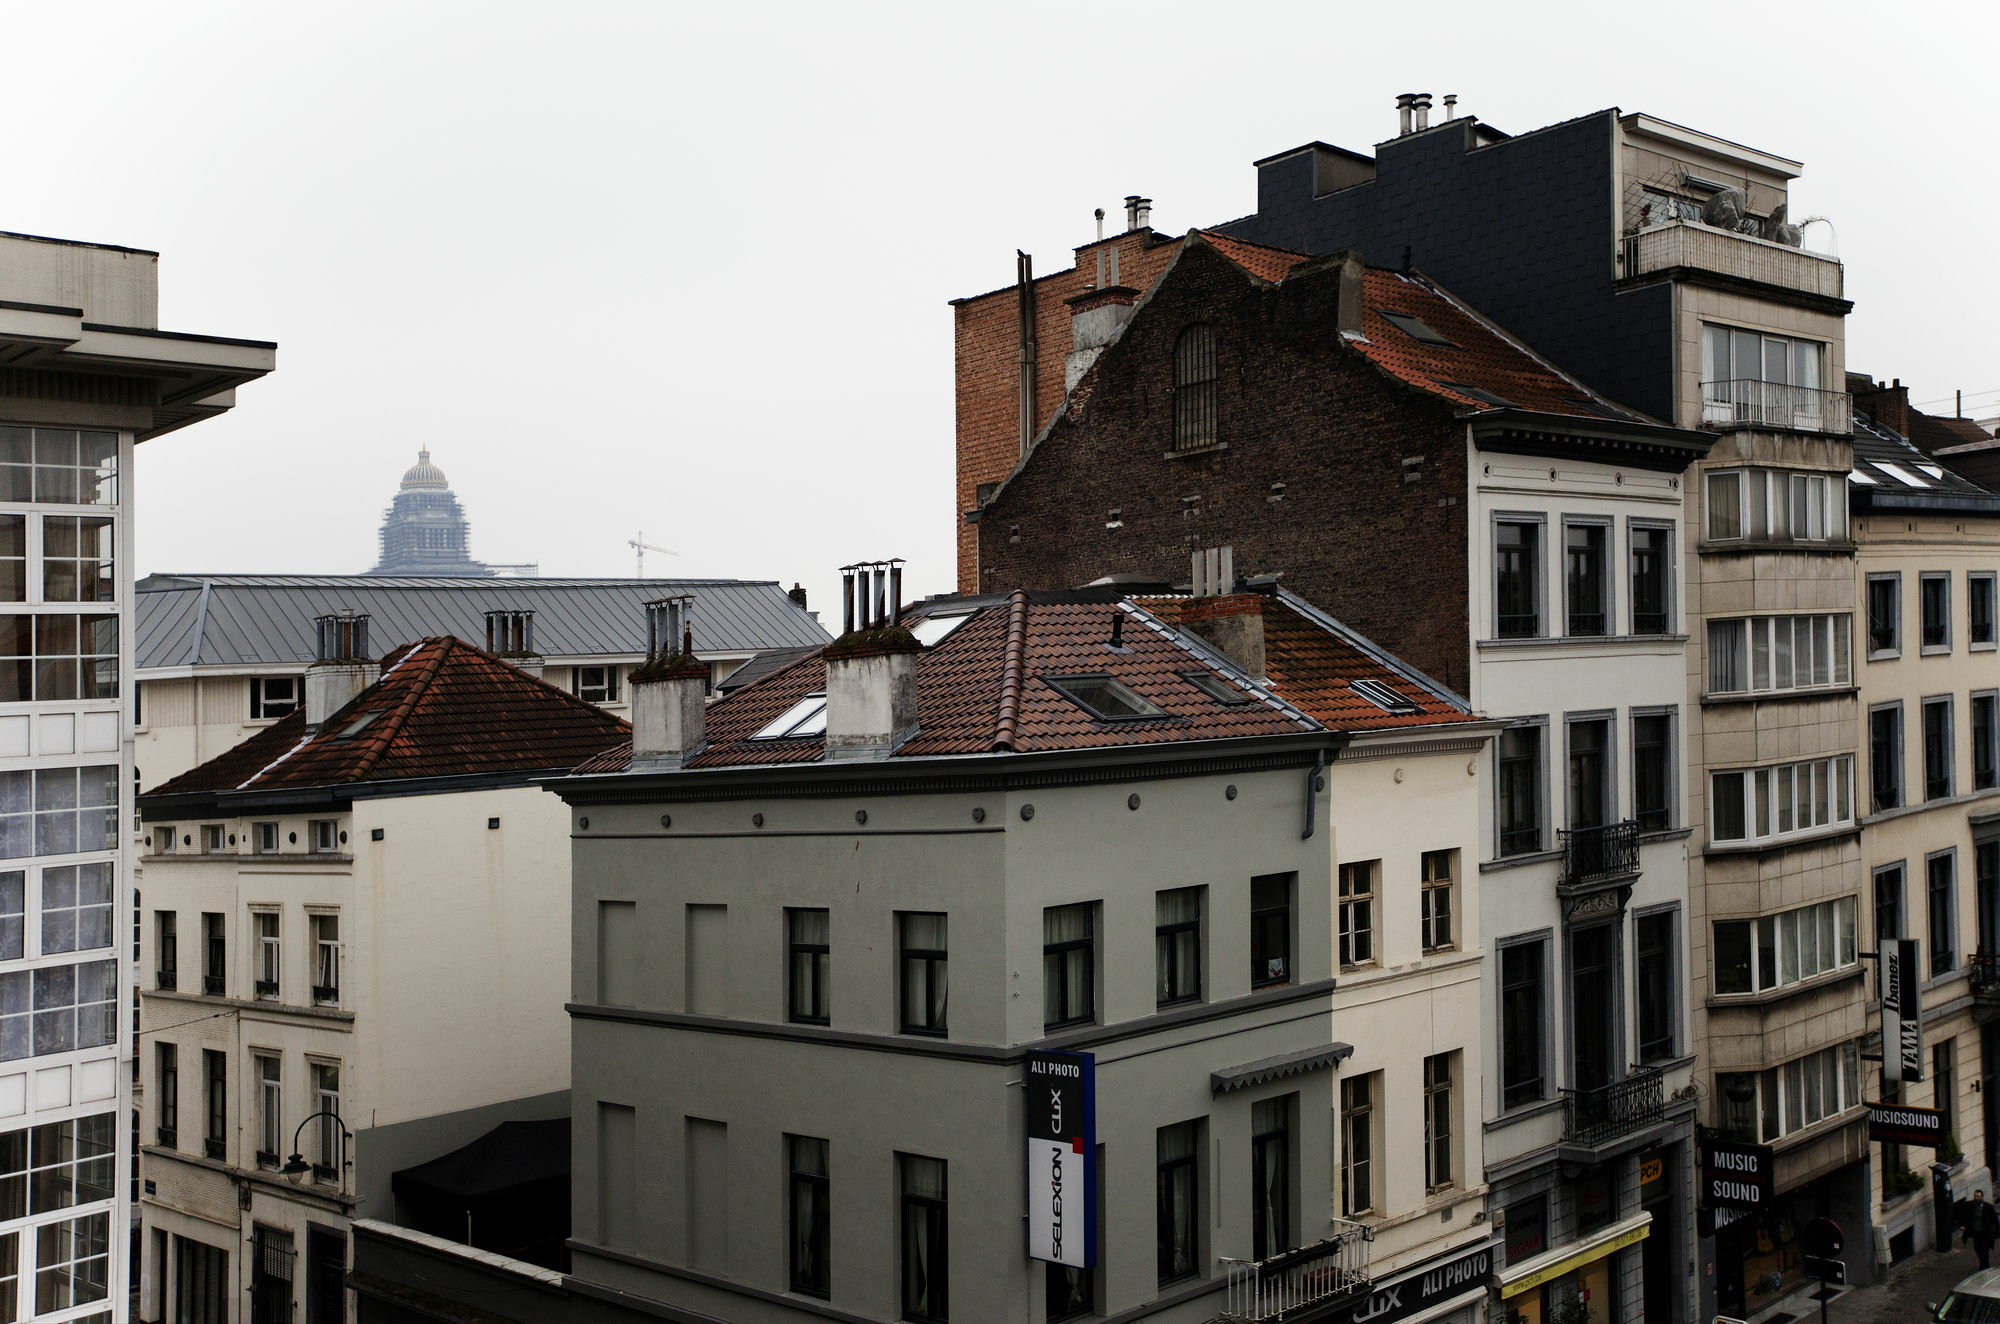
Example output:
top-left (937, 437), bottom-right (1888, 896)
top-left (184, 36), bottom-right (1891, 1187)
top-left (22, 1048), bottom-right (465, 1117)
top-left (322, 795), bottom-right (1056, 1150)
top-left (952, 232), bottom-right (1179, 591)
top-left (974, 242), bottom-right (1473, 692)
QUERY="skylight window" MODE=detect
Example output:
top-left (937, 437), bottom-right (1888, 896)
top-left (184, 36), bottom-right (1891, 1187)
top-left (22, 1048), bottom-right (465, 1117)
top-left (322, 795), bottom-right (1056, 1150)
top-left (336, 711), bottom-right (382, 740)
top-left (1871, 461), bottom-right (1929, 488)
top-left (1046, 675), bottom-right (1164, 721)
top-left (750, 694), bottom-right (829, 740)
top-left (1916, 463), bottom-right (1945, 480)
top-left (1377, 309), bottom-right (1455, 347)
top-left (1350, 678), bottom-right (1419, 714)
top-left (1182, 671), bottom-right (1255, 706)
top-left (909, 611), bottom-right (975, 647)
top-left (1847, 469), bottom-right (1879, 485)
top-left (1435, 381), bottom-right (1513, 408)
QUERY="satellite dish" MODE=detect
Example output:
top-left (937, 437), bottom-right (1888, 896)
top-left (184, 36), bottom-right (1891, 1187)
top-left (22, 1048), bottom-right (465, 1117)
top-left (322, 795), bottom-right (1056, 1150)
top-left (1700, 186), bottom-right (1746, 232)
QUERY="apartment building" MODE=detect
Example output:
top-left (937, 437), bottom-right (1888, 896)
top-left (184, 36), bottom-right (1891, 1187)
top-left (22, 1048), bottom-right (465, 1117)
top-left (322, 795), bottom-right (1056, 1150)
top-left (526, 576), bottom-right (1501, 1324)
top-left (0, 230), bottom-right (271, 1322)
top-left (134, 623), bottom-right (626, 1323)
top-left (1846, 397), bottom-right (2000, 1262)
top-left (132, 574), bottom-right (827, 790)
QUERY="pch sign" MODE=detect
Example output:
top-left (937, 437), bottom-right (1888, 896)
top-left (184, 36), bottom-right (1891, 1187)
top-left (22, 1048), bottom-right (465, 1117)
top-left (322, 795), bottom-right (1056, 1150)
top-left (1025, 1049), bottom-right (1096, 1267)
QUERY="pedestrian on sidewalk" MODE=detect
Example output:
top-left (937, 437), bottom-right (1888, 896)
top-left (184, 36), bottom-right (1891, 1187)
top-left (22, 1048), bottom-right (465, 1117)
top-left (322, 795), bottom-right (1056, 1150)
top-left (1962, 1189), bottom-right (2000, 1269)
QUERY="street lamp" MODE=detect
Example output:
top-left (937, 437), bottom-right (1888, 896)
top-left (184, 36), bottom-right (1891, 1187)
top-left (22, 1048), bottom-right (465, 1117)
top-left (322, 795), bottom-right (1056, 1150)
top-left (279, 1110), bottom-right (352, 1185)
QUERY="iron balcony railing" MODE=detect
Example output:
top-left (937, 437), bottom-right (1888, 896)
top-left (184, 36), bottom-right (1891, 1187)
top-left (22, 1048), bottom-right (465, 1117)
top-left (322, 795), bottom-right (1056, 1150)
top-left (156, 1127), bottom-right (176, 1148)
top-left (1699, 380), bottom-right (1851, 436)
top-left (1621, 221), bottom-right (1844, 299)
top-left (1970, 952), bottom-right (2000, 1000)
top-left (1559, 820), bottom-right (1640, 888)
top-left (155, 969), bottom-right (176, 992)
top-left (202, 973), bottom-right (225, 997)
top-left (254, 979), bottom-right (279, 999)
top-left (311, 984), bottom-right (339, 1006)
top-left (1221, 1220), bottom-right (1373, 1322)
top-left (204, 1137), bottom-right (226, 1160)
top-left (1562, 1065), bottom-right (1666, 1146)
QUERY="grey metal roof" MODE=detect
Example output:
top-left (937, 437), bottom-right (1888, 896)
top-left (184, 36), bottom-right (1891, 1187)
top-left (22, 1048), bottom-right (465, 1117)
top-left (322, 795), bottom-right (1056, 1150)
top-left (135, 575), bottom-right (830, 670)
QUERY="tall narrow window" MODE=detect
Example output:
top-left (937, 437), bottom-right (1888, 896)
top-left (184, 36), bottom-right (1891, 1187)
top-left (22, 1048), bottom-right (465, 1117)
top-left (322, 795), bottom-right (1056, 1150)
top-left (788, 1135), bottom-right (830, 1298)
top-left (1173, 324), bottom-right (1218, 452)
top-left (1495, 521), bottom-right (1541, 638)
top-left (1339, 1075), bottom-right (1375, 1217)
top-left (1877, 863), bottom-right (1907, 941)
top-left (1871, 703), bottom-right (1905, 813)
top-left (1564, 523), bottom-right (1608, 636)
top-left (1155, 888), bottom-right (1202, 1007)
top-left (1629, 525), bottom-right (1670, 634)
top-left (899, 1154), bottom-right (948, 1322)
top-left (203, 1052), bottom-right (226, 1160)
top-left (898, 913), bottom-right (947, 1036)
top-left (1337, 862), bottom-right (1375, 969)
top-left (1250, 875), bottom-right (1292, 987)
top-left (1420, 850), bottom-right (1456, 953)
top-left (1423, 1053), bottom-right (1455, 1193)
top-left (156, 1045), bottom-right (178, 1147)
top-left (1971, 573), bottom-right (1997, 649)
top-left (0, 875), bottom-right (19, 963)
top-left (1633, 712), bottom-right (1672, 831)
top-left (1921, 573), bottom-right (1952, 652)
top-left (1930, 852), bottom-right (1957, 976)
top-left (1571, 925), bottom-right (1617, 1093)
top-left (1251, 1097), bottom-right (1291, 1259)
top-left (1157, 1120), bottom-right (1200, 1285)
top-left (202, 913), bottom-right (226, 997)
top-left (1498, 725), bottom-right (1543, 856)
top-left (313, 1062), bottom-right (341, 1181)
top-left (255, 1055), bottom-right (281, 1166)
top-left (1567, 718), bottom-right (1611, 831)
top-left (1973, 692), bottom-right (1998, 793)
top-left (1042, 903), bottom-right (1097, 1030)
top-left (1868, 574), bottom-right (1901, 657)
top-left (254, 912), bottom-right (280, 999)
top-left (1636, 911), bottom-right (1676, 1062)
top-left (1706, 471), bottom-right (1743, 541)
top-left (311, 914), bottom-right (340, 1005)
top-left (1925, 697), bottom-right (1955, 801)
top-left (1501, 942), bottom-right (1546, 1108)
top-left (787, 908), bottom-right (830, 1025)
top-left (1978, 843), bottom-right (2000, 959)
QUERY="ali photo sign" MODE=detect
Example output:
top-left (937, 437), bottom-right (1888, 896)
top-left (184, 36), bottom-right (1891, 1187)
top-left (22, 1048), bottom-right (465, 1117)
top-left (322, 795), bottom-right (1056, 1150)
top-left (1025, 1049), bottom-right (1097, 1267)
top-left (1699, 1132), bottom-right (1775, 1211)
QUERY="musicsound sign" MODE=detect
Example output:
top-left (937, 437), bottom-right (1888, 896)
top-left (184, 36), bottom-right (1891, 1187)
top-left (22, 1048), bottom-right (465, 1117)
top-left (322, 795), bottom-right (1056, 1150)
top-left (1025, 1049), bottom-right (1097, 1267)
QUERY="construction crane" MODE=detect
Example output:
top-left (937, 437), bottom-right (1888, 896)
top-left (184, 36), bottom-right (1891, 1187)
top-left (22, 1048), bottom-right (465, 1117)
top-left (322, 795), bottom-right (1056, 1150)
top-left (628, 534), bottom-right (679, 578)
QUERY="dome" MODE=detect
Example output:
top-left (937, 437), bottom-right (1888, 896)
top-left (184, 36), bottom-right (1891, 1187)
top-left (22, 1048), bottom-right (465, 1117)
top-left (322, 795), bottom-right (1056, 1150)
top-left (400, 448), bottom-right (449, 490)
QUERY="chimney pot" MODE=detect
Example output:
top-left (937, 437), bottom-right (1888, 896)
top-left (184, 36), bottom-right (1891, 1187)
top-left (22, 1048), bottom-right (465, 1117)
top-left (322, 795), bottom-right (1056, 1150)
top-left (1396, 92), bottom-right (1415, 137)
top-left (1134, 197), bottom-right (1152, 229)
top-left (825, 559), bottom-right (920, 760)
top-left (1124, 195), bottom-right (1142, 231)
top-left (789, 582), bottom-right (808, 610)
top-left (305, 613), bottom-right (378, 728)
top-left (1413, 93), bottom-right (1432, 131)
top-left (1443, 93), bottom-right (1458, 120)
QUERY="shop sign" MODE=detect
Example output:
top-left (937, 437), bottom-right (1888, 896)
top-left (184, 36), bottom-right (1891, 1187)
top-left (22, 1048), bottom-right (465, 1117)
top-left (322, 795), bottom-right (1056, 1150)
top-left (1881, 938), bottom-right (1924, 1083)
top-left (1638, 1150), bottom-right (1664, 1190)
top-left (1698, 1133), bottom-right (1774, 1211)
top-left (1024, 1049), bottom-right (1095, 1266)
top-left (1868, 1100), bottom-right (1945, 1146)
top-left (1318, 1236), bottom-right (1497, 1324)
top-left (1499, 1218), bottom-right (1650, 1299)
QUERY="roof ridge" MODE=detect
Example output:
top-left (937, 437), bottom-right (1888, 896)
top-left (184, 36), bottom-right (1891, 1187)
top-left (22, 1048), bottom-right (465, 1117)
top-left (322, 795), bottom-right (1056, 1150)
top-left (990, 589), bottom-right (1031, 751)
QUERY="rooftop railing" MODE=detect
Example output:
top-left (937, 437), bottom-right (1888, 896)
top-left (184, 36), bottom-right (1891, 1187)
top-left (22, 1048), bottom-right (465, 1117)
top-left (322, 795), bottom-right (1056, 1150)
top-left (1699, 380), bottom-right (1851, 436)
top-left (1220, 1220), bottom-right (1373, 1322)
top-left (1622, 220), bottom-right (1843, 300)
top-left (1563, 1065), bottom-right (1666, 1147)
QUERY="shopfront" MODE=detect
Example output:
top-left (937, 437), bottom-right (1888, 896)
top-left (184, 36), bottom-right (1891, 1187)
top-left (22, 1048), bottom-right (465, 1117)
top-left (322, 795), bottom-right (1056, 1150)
top-left (1311, 1236), bottom-right (1498, 1324)
top-left (1495, 1213), bottom-right (1649, 1324)
top-left (1709, 1160), bottom-right (1869, 1319)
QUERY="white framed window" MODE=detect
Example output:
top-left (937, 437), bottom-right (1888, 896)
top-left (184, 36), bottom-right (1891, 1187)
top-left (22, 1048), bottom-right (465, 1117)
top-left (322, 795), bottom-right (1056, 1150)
top-left (39, 863), bottom-right (113, 955)
top-left (1710, 755), bottom-right (1855, 846)
top-left (310, 913), bottom-right (340, 1005)
top-left (250, 676), bottom-right (301, 720)
top-left (255, 1054), bottom-right (281, 1165)
top-left (254, 911), bottom-right (280, 999)
top-left (1706, 614), bottom-right (1852, 696)
top-left (1700, 325), bottom-right (1830, 431)
top-left (1562, 519), bottom-right (1611, 638)
top-left (1704, 468), bottom-right (1844, 544)
top-left (309, 820), bottom-right (338, 854)
top-left (1628, 521), bottom-right (1674, 635)
top-left (1338, 860), bottom-right (1376, 969)
top-left (1420, 850), bottom-right (1455, 953)
top-left (752, 694), bottom-right (829, 740)
top-left (1493, 515), bottom-right (1545, 639)
top-left (153, 825), bottom-right (176, 855)
top-left (1713, 897), bottom-right (1859, 994)
top-left (253, 822), bottom-right (278, 855)
top-left (573, 665), bottom-right (620, 704)
top-left (1971, 572), bottom-right (1998, 651)
top-left (312, 1060), bottom-right (342, 1181)
top-left (201, 825), bottom-right (225, 854)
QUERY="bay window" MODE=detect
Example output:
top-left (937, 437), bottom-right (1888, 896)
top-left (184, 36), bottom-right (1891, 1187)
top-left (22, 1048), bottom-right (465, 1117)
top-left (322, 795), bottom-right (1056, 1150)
top-left (1710, 755), bottom-right (1854, 846)
top-left (1713, 898), bottom-right (1858, 994)
top-left (1704, 467), bottom-right (1844, 544)
top-left (1706, 614), bottom-right (1851, 695)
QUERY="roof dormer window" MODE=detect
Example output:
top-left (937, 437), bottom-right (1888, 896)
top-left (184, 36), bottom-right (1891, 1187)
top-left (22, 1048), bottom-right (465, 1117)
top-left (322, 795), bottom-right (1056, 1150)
top-left (1350, 678), bottom-right (1418, 714)
top-left (1046, 675), bottom-right (1164, 721)
top-left (751, 694), bottom-right (829, 740)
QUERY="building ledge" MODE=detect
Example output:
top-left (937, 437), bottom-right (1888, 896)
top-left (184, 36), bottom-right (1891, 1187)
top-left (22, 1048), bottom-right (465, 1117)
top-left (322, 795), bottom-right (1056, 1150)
top-left (1697, 539), bottom-right (1855, 557)
top-left (1701, 684), bottom-right (1858, 709)
top-left (141, 1144), bottom-right (354, 1212)
top-left (1861, 786), bottom-right (2000, 828)
top-left (1702, 824), bottom-right (1860, 858)
top-left (1706, 965), bottom-right (1865, 1011)
top-left (1476, 633), bottom-right (1689, 651)
top-left (143, 987), bottom-right (355, 1022)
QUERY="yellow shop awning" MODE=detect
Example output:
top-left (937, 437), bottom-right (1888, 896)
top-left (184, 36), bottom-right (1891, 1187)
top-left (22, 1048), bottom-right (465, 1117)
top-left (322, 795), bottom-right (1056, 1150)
top-left (1498, 1212), bottom-right (1652, 1299)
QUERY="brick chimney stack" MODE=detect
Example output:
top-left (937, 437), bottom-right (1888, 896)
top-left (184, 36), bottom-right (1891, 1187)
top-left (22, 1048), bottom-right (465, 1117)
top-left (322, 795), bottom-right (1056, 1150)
top-left (1182, 547), bottom-right (1267, 679)
top-left (1857, 378), bottom-right (1913, 437)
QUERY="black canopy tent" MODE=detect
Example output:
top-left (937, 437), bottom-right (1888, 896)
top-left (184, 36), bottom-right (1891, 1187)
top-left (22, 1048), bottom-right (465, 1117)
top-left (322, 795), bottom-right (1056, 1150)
top-left (391, 1117), bottom-right (570, 1269)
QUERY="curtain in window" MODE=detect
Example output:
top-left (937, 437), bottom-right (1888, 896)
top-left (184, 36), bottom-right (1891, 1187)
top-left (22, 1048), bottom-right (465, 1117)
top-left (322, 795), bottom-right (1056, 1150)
top-left (1251, 1099), bottom-right (1289, 1258)
top-left (1044, 904), bottom-right (1093, 1025)
top-left (1157, 1124), bottom-right (1197, 1282)
top-left (902, 915), bottom-right (947, 1030)
top-left (1155, 890), bottom-right (1199, 1004)
top-left (1708, 621), bottom-right (1744, 693)
top-left (901, 1157), bottom-right (946, 1318)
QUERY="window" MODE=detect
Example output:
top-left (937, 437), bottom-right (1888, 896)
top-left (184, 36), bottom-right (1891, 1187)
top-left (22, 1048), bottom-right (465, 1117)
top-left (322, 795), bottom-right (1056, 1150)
top-left (0, 615), bottom-right (118, 701)
top-left (0, 427), bottom-right (118, 505)
top-left (1924, 697), bottom-right (1955, 801)
top-left (254, 912), bottom-right (280, 998)
top-left (1713, 898), bottom-right (1858, 994)
top-left (310, 820), bottom-right (337, 853)
top-left (1566, 717), bottom-right (1611, 830)
top-left (1921, 573), bottom-right (1952, 652)
top-left (200, 824), bottom-right (224, 854)
top-left (39, 864), bottom-right (111, 955)
top-left (154, 911), bottom-right (175, 989)
top-left (1173, 324), bottom-right (1218, 452)
top-left (1872, 703), bottom-right (1905, 813)
top-left (1378, 309), bottom-right (1453, 346)
top-left (1704, 467), bottom-right (1843, 543)
top-left (1337, 862), bottom-right (1375, 969)
top-left (1564, 522), bottom-right (1608, 636)
top-left (1930, 851), bottom-right (1957, 976)
top-left (313, 1062), bottom-right (341, 1181)
top-left (573, 665), bottom-right (620, 704)
top-left (1709, 755), bottom-right (1855, 845)
top-left (1706, 471), bottom-right (1742, 541)
top-left (1972, 573), bottom-right (1997, 650)
top-left (34, 1211), bottom-right (109, 1315)
top-left (1504, 1195), bottom-right (1549, 1266)
top-left (1043, 903), bottom-right (1096, 1030)
top-left (1495, 520), bottom-right (1541, 638)
top-left (1973, 692), bottom-right (1998, 793)
top-left (1632, 712), bottom-right (1673, 832)
top-left (1047, 1259), bottom-right (1093, 1323)
top-left (152, 825), bottom-right (176, 855)
top-left (1736, 1044), bottom-right (1864, 1139)
top-left (311, 914), bottom-right (340, 1005)
top-left (1570, 924), bottom-right (1618, 1092)
top-left (897, 913), bottom-right (947, 1036)
top-left (1498, 724), bottom-right (1544, 856)
top-left (1251, 1097), bottom-right (1291, 1258)
top-left (255, 1055), bottom-right (281, 1165)
top-left (1183, 670), bottom-right (1253, 705)
top-left (750, 694), bottom-right (828, 740)
top-left (898, 1154), bottom-right (947, 1322)
top-left (1339, 1074), bottom-right (1375, 1217)
top-left (1421, 850), bottom-right (1456, 953)
top-left (1350, 678), bottom-right (1416, 714)
top-left (1045, 674), bottom-right (1163, 721)
top-left (0, 767), bottom-right (118, 860)
top-left (910, 612), bottom-right (974, 648)
top-left (37, 516), bottom-right (113, 604)
top-left (1155, 887), bottom-right (1202, 1007)
top-left (1629, 524), bottom-right (1671, 634)
top-left (203, 1051), bottom-right (226, 1159)
top-left (1631, 911), bottom-right (1677, 1063)
top-left (253, 822), bottom-right (278, 854)
top-left (1868, 574), bottom-right (1901, 658)
top-left (202, 912), bottom-right (225, 997)
top-left (250, 676), bottom-right (300, 720)
top-left (788, 1135), bottom-right (830, 1298)
top-left (1250, 875), bottom-right (1292, 987)
top-left (1877, 863), bottom-right (1907, 949)
top-left (1707, 614), bottom-right (1852, 695)
top-left (0, 959), bottom-right (116, 1059)
top-left (156, 1046), bottom-right (178, 1146)
top-left (1424, 1053), bottom-right (1455, 1193)
top-left (1157, 1120), bottom-right (1201, 1285)
top-left (0, 517), bottom-right (19, 604)
top-left (787, 909), bottom-right (830, 1025)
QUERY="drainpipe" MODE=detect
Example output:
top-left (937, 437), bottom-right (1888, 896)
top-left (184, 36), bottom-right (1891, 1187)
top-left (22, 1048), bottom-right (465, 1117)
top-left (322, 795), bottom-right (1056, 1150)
top-left (1016, 251), bottom-right (1037, 459)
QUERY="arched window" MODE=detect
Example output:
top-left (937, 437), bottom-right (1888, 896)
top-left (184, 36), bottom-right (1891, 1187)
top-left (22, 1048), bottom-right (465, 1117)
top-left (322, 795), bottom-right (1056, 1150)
top-left (1174, 324), bottom-right (1218, 452)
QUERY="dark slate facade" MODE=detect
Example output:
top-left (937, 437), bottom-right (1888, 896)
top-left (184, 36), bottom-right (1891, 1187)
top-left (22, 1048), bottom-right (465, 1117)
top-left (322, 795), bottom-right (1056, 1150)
top-left (1219, 110), bottom-right (1677, 422)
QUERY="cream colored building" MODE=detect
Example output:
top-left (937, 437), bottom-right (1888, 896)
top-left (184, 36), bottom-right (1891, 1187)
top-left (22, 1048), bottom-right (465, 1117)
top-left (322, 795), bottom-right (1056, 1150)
top-left (135, 631), bottom-right (626, 1323)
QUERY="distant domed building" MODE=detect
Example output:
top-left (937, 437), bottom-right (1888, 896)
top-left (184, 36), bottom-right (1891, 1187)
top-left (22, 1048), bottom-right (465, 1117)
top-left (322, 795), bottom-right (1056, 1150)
top-left (367, 449), bottom-right (492, 576)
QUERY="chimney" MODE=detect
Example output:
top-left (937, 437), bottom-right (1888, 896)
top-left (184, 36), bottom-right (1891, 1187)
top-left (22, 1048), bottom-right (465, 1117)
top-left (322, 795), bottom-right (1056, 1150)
top-left (1124, 195), bottom-right (1142, 231)
top-left (629, 596), bottom-right (707, 770)
top-left (1396, 93), bottom-right (1415, 136)
top-left (826, 560), bottom-right (919, 760)
top-left (306, 613), bottom-right (378, 729)
top-left (788, 582), bottom-right (808, 610)
top-left (1857, 377), bottom-right (1912, 438)
top-left (1134, 197), bottom-right (1152, 229)
top-left (1334, 250), bottom-right (1366, 338)
top-left (1064, 282), bottom-right (1139, 391)
top-left (1443, 94), bottom-right (1458, 121)
top-left (1183, 547), bottom-right (1267, 679)
top-left (1412, 93), bottom-right (1432, 131)
top-left (484, 608), bottom-right (542, 678)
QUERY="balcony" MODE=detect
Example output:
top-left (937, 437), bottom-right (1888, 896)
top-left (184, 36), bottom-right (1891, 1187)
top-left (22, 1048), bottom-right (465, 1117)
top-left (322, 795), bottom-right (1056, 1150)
top-left (1559, 821), bottom-right (1640, 889)
top-left (155, 969), bottom-right (176, 992)
top-left (1622, 220), bottom-right (1843, 301)
top-left (202, 974), bottom-right (225, 997)
top-left (1221, 1220), bottom-right (1373, 1322)
top-left (156, 1127), bottom-right (176, 1148)
top-left (1562, 1065), bottom-right (1666, 1147)
top-left (254, 979), bottom-right (279, 999)
top-left (311, 984), bottom-right (339, 1007)
top-left (1971, 953), bottom-right (2000, 1013)
top-left (204, 1137), bottom-right (225, 1160)
top-left (1699, 380), bottom-right (1851, 437)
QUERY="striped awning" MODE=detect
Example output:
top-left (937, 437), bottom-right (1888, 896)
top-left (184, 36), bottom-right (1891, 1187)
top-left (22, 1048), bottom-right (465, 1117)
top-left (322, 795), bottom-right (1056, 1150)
top-left (1210, 1042), bottom-right (1354, 1095)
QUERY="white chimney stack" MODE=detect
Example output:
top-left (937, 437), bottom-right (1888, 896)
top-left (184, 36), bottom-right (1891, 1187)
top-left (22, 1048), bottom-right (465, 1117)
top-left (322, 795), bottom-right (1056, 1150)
top-left (1396, 93), bottom-right (1415, 137)
top-left (305, 613), bottom-right (378, 729)
top-left (1412, 93), bottom-right (1432, 131)
top-left (629, 597), bottom-right (707, 770)
top-left (485, 608), bottom-right (543, 678)
top-left (826, 561), bottom-right (920, 760)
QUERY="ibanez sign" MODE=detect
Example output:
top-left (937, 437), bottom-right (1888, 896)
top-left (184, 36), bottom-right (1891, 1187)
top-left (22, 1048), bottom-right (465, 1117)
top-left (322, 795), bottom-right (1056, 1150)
top-left (1025, 1049), bottom-right (1097, 1267)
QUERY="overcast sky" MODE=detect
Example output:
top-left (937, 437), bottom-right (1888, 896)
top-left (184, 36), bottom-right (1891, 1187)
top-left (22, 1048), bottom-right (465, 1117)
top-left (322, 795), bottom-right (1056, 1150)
top-left (8, 2), bottom-right (1994, 614)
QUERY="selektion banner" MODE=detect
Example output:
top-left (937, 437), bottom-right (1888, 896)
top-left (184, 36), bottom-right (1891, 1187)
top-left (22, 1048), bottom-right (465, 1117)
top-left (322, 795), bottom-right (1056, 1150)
top-left (1025, 1049), bottom-right (1096, 1267)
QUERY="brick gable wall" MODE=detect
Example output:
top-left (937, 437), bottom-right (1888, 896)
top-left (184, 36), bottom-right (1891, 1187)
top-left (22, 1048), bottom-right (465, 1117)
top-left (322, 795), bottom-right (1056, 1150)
top-left (974, 242), bottom-right (1473, 692)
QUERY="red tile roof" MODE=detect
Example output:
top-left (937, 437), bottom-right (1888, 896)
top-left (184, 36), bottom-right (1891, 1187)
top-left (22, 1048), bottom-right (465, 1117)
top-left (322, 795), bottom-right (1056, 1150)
top-left (1194, 230), bottom-right (1310, 284)
top-left (148, 636), bottom-right (632, 798)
